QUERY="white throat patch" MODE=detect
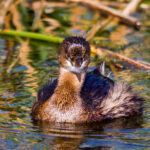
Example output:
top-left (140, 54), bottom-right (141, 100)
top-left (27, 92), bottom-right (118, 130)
top-left (66, 60), bottom-right (86, 73)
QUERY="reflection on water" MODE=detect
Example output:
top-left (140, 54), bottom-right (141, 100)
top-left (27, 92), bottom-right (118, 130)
top-left (0, 37), bottom-right (150, 149)
top-left (32, 116), bottom-right (144, 150)
top-left (0, 1), bottom-right (150, 148)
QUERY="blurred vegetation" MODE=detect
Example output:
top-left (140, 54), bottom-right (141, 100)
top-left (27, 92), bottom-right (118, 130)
top-left (0, 0), bottom-right (150, 149)
top-left (0, 0), bottom-right (149, 54)
top-left (0, 0), bottom-right (148, 40)
top-left (1, 0), bottom-right (150, 72)
top-left (0, 0), bottom-right (149, 94)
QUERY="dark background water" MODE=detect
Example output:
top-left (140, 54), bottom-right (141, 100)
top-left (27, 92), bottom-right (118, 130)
top-left (0, 0), bottom-right (150, 149)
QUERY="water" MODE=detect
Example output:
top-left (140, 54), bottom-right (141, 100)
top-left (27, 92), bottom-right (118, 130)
top-left (0, 35), bottom-right (149, 149)
top-left (0, 1), bottom-right (150, 149)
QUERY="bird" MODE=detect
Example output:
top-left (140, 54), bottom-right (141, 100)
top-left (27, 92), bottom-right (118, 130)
top-left (31, 36), bottom-right (143, 123)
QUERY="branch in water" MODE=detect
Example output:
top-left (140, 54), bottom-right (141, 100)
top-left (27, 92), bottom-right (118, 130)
top-left (91, 46), bottom-right (150, 71)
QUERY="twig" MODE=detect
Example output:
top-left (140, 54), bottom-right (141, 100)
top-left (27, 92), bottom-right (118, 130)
top-left (9, 4), bottom-right (23, 30)
top-left (100, 1), bottom-right (127, 8)
top-left (86, 0), bottom-right (142, 40)
top-left (137, 61), bottom-right (150, 67)
top-left (0, 0), bottom-right (13, 25)
top-left (68, 0), bottom-right (141, 29)
top-left (86, 17), bottom-right (112, 41)
top-left (32, 1), bottom-right (67, 9)
top-left (122, 0), bottom-right (142, 15)
top-left (91, 46), bottom-right (150, 71)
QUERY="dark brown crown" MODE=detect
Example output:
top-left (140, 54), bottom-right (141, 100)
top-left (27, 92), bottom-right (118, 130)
top-left (59, 36), bottom-right (90, 55)
top-left (58, 37), bottom-right (90, 69)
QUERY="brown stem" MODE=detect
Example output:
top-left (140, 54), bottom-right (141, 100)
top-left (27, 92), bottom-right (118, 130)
top-left (100, 1), bottom-right (127, 8)
top-left (122, 0), bottom-right (142, 15)
top-left (86, 17), bottom-right (112, 41)
top-left (68, 0), bottom-right (141, 29)
top-left (137, 61), bottom-right (150, 67)
top-left (91, 46), bottom-right (150, 71)
top-left (86, 0), bottom-right (142, 40)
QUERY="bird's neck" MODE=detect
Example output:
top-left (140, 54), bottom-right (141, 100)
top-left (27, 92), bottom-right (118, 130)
top-left (53, 67), bottom-right (85, 110)
top-left (58, 67), bottom-right (85, 90)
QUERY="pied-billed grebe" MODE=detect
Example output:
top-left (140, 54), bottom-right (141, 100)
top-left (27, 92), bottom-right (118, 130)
top-left (31, 36), bottom-right (143, 123)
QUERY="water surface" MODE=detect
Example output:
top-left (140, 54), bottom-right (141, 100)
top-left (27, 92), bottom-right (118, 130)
top-left (0, 1), bottom-right (150, 149)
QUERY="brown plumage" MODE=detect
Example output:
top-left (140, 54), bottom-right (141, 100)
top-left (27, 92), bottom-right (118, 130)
top-left (31, 36), bottom-right (144, 123)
